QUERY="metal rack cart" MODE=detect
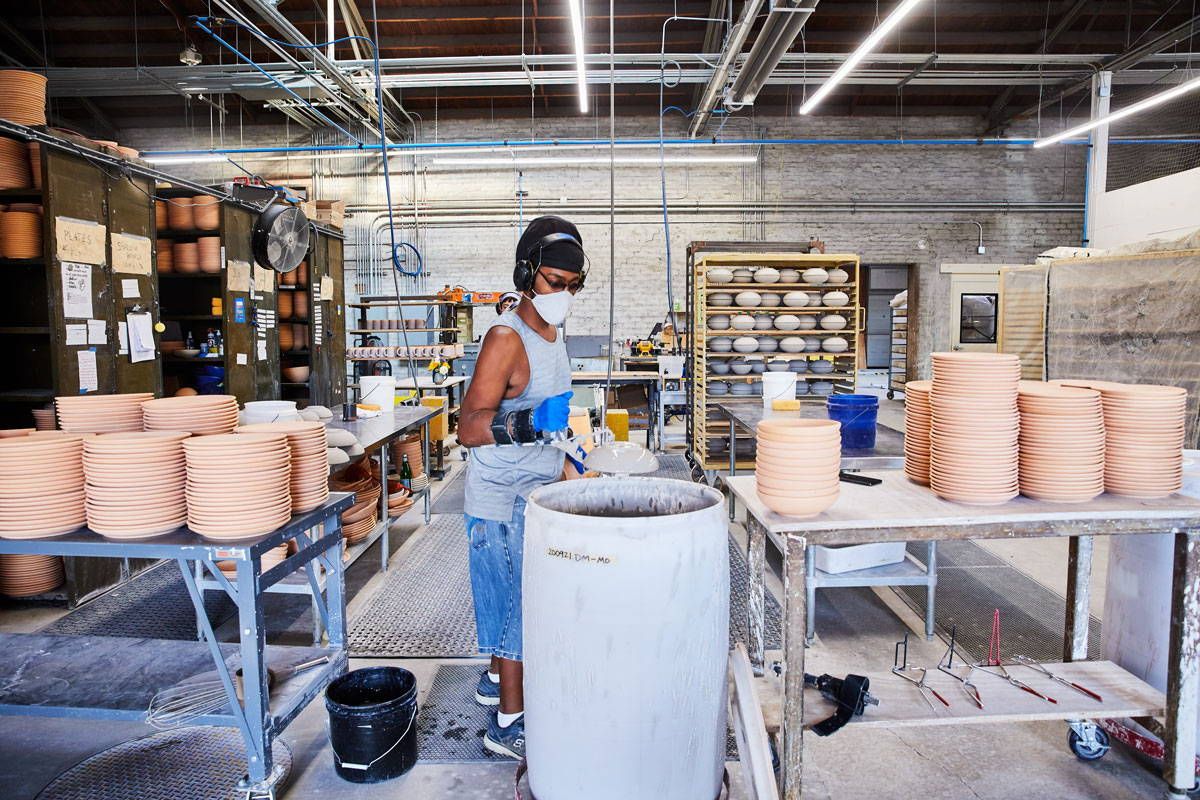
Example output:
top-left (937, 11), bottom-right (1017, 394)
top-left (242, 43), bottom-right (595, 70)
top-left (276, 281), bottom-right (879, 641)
top-left (887, 298), bottom-right (907, 400)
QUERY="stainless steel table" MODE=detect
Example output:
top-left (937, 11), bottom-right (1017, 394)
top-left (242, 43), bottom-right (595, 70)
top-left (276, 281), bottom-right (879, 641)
top-left (725, 473), bottom-right (1200, 800)
top-left (571, 371), bottom-right (660, 450)
top-left (0, 493), bottom-right (355, 797)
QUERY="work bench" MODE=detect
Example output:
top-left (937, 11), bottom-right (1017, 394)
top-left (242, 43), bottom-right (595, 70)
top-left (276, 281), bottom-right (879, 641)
top-left (725, 472), bottom-right (1200, 800)
top-left (571, 370), bottom-right (660, 449)
top-left (0, 492), bottom-right (355, 798)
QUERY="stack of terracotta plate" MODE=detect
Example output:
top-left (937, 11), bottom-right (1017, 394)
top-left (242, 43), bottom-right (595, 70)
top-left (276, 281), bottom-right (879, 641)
top-left (174, 241), bottom-right (199, 273)
top-left (903, 380), bottom-right (932, 485)
top-left (167, 199), bottom-right (195, 230)
top-left (56, 392), bottom-right (152, 433)
top-left (156, 240), bottom-right (173, 273)
top-left (197, 237), bottom-right (221, 273)
top-left (155, 200), bottom-right (168, 231)
top-left (27, 143), bottom-right (41, 189)
top-left (0, 70), bottom-right (47, 125)
top-left (1017, 381), bottom-right (1104, 503)
top-left (83, 432), bottom-right (189, 538)
top-left (193, 196), bottom-right (220, 230)
top-left (237, 421), bottom-right (329, 512)
top-left (278, 292), bottom-right (294, 319)
top-left (392, 434), bottom-right (425, 477)
top-left (930, 352), bottom-right (1021, 505)
top-left (1054, 379), bottom-right (1187, 497)
top-left (341, 499), bottom-right (378, 544)
top-left (0, 206), bottom-right (41, 259)
top-left (143, 394), bottom-right (238, 435)
top-left (0, 434), bottom-right (86, 538)
top-left (0, 137), bottom-right (31, 190)
top-left (184, 433), bottom-right (293, 540)
top-left (0, 554), bottom-right (64, 596)
top-left (31, 407), bottom-right (54, 430)
top-left (217, 544), bottom-right (287, 578)
top-left (754, 419), bottom-right (841, 518)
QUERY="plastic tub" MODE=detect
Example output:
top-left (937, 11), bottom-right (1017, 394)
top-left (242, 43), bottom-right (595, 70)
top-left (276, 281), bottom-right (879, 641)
top-left (325, 666), bottom-right (418, 783)
top-left (826, 394), bottom-right (878, 449)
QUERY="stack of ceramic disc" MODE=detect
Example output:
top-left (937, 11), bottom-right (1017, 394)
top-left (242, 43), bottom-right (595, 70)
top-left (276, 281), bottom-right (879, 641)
top-left (237, 421), bottom-right (329, 512)
top-left (0, 207), bottom-right (42, 259)
top-left (217, 544), bottom-right (287, 578)
top-left (166, 198), bottom-right (195, 230)
top-left (1017, 381), bottom-right (1104, 503)
top-left (340, 499), bottom-right (378, 544)
top-left (0, 428), bottom-right (31, 438)
top-left (27, 143), bottom-right (41, 189)
top-left (197, 236), bottom-right (221, 273)
top-left (83, 432), bottom-right (189, 538)
top-left (903, 380), bottom-right (932, 485)
top-left (193, 195), bottom-right (220, 230)
top-left (392, 434), bottom-right (425, 477)
top-left (184, 433), bottom-right (293, 540)
top-left (173, 241), bottom-right (199, 273)
top-left (155, 200), bottom-right (168, 231)
top-left (156, 239), bottom-right (173, 273)
top-left (754, 419), bottom-right (841, 518)
top-left (0, 554), bottom-right (64, 596)
top-left (0, 137), bottom-right (31, 190)
top-left (930, 352), bottom-right (1021, 505)
top-left (56, 392), bottom-right (152, 433)
top-left (0, 434), bottom-right (86, 538)
top-left (143, 394), bottom-right (239, 435)
top-left (0, 70), bottom-right (47, 125)
top-left (1054, 379), bottom-right (1187, 497)
top-left (31, 407), bottom-right (55, 431)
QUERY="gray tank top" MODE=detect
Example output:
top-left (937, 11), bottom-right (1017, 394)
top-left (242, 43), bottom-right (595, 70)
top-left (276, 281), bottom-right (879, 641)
top-left (464, 310), bottom-right (571, 522)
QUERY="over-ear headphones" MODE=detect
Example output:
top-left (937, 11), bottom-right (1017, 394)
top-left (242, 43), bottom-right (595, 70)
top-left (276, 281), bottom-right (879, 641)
top-left (514, 232), bottom-right (587, 293)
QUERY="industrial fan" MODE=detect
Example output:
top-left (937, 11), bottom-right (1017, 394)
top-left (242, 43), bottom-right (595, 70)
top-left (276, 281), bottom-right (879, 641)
top-left (251, 201), bottom-right (311, 273)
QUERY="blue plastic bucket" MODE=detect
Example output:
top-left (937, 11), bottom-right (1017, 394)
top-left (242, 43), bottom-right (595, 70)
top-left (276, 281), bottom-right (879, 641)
top-left (826, 394), bottom-right (879, 449)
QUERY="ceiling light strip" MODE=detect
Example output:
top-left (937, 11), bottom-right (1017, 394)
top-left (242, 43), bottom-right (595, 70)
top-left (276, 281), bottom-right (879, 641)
top-left (1034, 73), bottom-right (1200, 148)
top-left (568, 0), bottom-right (589, 113)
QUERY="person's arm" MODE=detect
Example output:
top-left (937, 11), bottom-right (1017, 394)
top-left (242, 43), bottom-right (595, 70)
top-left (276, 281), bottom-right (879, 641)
top-left (458, 326), bottom-right (524, 447)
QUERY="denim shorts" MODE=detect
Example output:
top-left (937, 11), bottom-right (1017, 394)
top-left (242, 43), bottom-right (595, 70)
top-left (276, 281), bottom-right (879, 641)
top-left (463, 498), bottom-right (525, 661)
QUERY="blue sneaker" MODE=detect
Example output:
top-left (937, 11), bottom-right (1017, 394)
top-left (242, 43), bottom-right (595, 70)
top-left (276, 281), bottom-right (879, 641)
top-left (484, 713), bottom-right (525, 760)
top-left (475, 669), bottom-right (500, 706)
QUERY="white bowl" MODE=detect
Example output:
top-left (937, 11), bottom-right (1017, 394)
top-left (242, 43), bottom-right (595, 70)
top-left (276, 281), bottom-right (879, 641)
top-left (753, 314), bottom-right (775, 330)
top-left (804, 337), bottom-right (822, 352)
top-left (707, 315), bottom-right (731, 330)
top-left (732, 336), bottom-right (759, 353)
top-left (730, 361), bottom-right (754, 375)
top-left (796, 315), bottom-right (818, 330)
top-left (759, 293), bottom-right (781, 307)
top-left (783, 291), bottom-right (810, 308)
top-left (732, 268), bottom-right (755, 283)
top-left (709, 362), bottom-right (731, 375)
top-left (766, 360), bottom-right (791, 372)
top-left (827, 267), bottom-right (850, 285)
top-left (735, 291), bottom-right (762, 308)
top-left (803, 268), bottom-right (829, 285)
top-left (779, 269), bottom-right (801, 284)
top-left (811, 381), bottom-right (834, 396)
top-left (822, 336), bottom-right (849, 353)
top-left (756, 337), bottom-right (779, 353)
top-left (819, 314), bottom-right (848, 331)
top-left (810, 359), bottom-right (835, 374)
top-left (707, 268), bottom-right (734, 284)
top-left (708, 381), bottom-right (730, 396)
top-left (709, 337), bottom-right (733, 352)
top-left (779, 336), bottom-right (806, 353)
top-left (709, 292), bottom-right (734, 307)
top-left (753, 267), bottom-right (780, 284)
top-left (731, 314), bottom-right (756, 331)
top-left (822, 291), bottom-right (850, 308)
top-left (774, 314), bottom-right (801, 331)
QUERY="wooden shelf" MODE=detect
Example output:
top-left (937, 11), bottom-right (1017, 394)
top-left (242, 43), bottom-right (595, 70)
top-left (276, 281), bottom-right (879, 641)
top-left (347, 300), bottom-right (455, 308)
top-left (704, 329), bottom-right (852, 337)
top-left (0, 188), bottom-right (43, 200)
top-left (705, 307), bottom-right (852, 314)
top-left (0, 326), bottom-right (50, 335)
top-left (0, 388), bottom-right (54, 402)
top-left (704, 283), bottom-right (856, 291)
top-left (154, 228), bottom-right (221, 239)
top-left (350, 328), bottom-right (459, 334)
top-left (158, 272), bottom-right (220, 279)
top-left (0, 257), bottom-right (43, 267)
top-left (705, 351), bottom-right (857, 358)
top-left (165, 314), bottom-right (222, 321)
top-left (706, 374), bottom-right (856, 382)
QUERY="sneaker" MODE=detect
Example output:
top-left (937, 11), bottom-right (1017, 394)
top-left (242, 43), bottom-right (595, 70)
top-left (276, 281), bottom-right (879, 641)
top-left (475, 669), bottom-right (500, 706)
top-left (484, 712), bottom-right (525, 760)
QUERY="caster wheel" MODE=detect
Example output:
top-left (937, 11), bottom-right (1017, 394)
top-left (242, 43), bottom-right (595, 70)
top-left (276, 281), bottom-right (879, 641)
top-left (1069, 727), bottom-right (1110, 761)
top-left (886, 390), bottom-right (895, 400)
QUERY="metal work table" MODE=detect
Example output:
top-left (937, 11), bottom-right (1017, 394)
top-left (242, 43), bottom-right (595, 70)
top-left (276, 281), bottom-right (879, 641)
top-left (725, 472), bottom-right (1200, 800)
top-left (0, 492), bottom-right (355, 797)
top-left (571, 370), bottom-right (660, 449)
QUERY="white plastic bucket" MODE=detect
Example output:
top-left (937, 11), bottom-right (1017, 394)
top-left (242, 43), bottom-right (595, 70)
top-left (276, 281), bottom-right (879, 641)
top-left (523, 478), bottom-right (728, 800)
top-left (359, 376), bottom-right (397, 411)
top-left (762, 371), bottom-right (797, 409)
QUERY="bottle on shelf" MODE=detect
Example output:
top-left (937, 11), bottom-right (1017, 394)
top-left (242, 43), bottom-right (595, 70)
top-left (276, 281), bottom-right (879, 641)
top-left (216, 330), bottom-right (224, 357)
top-left (400, 454), bottom-right (413, 491)
top-left (185, 331), bottom-right (195, 350)
top-left (205, 329), bottom-right (216, 357)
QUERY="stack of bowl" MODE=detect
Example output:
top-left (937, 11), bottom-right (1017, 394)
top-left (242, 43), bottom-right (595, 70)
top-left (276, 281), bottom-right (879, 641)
top-left (279, 325), bottom-right (295, 351)
top-left (0, 206), bottom-right (42, 259)
top-left (143, 394), bottom-right (239, 435)
top-left (392, 433), bottom-right (425, 477)
top-left (930, 352), bottom-right (1021, 505)
top-left (903, 380), bottom-right (932, 485)
top-left (27, 143), bottom-right (41, 189)
top-left (56, 392), bottom-right (152, 433)
top-left (167, 199), bottom-right (195, 230)
top-left (173, 241), bottom-right (199, 273)
top-left (0, 137), bottom-right (31, 189)
top-left (0, 554), bottom-right (64, 596)
top-left (192, 196), bottom-right (220, 230)
top-left (184, 433), bottom-right (293, 539)
top-left (0, 70), bottom-right (47, 125)
top-left (294, 292), bottom-right (310, 320)
top-left (291, 323), bottom-right (309, 350)
top-left (340, 499), bottom-right (379, 544)
top-left (754, 419), bottom-right (841, 518)
top-left (237, 421), bottom-right (329, 512)
top-left (0, 434), bottom-right (86, 538)
top-left (31, 407), bottom-right (55, 431)
top-left (155, 200), bottom-right (168, 231)
top-left (156, 240), bottom-right (173, 273)
top-left (1016, 381), bottom-right (1104, 502)
top-left (278, 292), bottom-right (294, 319)
top-left (197, 237), bottom-right (221, 273)
top-left (83, 432), bottom-right (189, 538)
top-left (298, 261), bottom-right (310, 287)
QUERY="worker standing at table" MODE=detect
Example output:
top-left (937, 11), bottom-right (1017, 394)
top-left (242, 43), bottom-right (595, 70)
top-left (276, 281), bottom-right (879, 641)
top-left (457, 216), bottom-right (586, 759)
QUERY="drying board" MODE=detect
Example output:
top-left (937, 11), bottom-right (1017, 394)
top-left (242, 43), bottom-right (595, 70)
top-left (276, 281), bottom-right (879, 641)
top-left (998, 264), bottom-right (1048, 381)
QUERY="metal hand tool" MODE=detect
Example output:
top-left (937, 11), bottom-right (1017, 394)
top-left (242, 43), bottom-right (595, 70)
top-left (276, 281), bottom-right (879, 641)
top-left (892, 632), bottom-right (950, 712)
top-left (976, 609), bottom-right (1057, 704)
top-left (936, 625), bottom-right (983, 709)
top-left (1014, 655), bottom-right (1103, 702)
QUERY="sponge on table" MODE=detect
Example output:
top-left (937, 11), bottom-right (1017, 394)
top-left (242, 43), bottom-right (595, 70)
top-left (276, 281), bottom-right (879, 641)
top-left (772, 399), bottom-right (802, 411)
top-left (605, 408), bottom-right (629, 442)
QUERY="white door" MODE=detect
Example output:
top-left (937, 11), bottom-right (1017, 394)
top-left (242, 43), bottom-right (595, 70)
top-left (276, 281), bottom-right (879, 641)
top-left (950, 274), bottom-right (1000, 352)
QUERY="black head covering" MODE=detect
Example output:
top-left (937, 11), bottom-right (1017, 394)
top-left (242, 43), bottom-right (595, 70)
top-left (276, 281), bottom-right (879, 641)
top-left (516, 215), bottom-right (585, 273)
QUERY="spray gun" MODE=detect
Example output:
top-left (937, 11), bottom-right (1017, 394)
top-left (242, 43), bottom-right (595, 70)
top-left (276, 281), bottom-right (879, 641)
top-left (803, 670), bottom-right (879, 736)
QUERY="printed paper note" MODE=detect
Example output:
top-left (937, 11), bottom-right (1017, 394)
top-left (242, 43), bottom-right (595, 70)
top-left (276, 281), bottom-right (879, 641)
top-left (77, 349), bottom-right (98, 393)
top-left (87, 319), bottom-right (107, 345)
top-left (61, 262), bottom-right (93, 319)
top-left (65, 323), bottom-right (87, 345)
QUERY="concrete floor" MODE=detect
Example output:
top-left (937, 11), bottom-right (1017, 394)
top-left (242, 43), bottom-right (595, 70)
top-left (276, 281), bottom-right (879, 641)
top-left (0, 410), bottom-right (1169, 798)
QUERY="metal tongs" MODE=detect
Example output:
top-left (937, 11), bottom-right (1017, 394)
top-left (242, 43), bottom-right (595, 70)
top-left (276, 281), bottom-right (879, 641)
top-left (937, 626), bottom-right (983, 709)
top-left (892, 632), bottom-right (950, 712)
top-left (975, 610), bottom-right (1056, 705)
top-left (1014, 656), bottom-right (1103, 702)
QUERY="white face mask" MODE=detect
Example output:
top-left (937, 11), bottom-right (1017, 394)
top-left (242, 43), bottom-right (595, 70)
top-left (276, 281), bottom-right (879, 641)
top-left (530, 288), bottom-right (574, 326)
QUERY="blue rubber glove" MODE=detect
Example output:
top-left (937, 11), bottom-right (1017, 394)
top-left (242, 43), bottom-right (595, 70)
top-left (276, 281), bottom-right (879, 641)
top-left (532, 391), bottom-right (573, 433)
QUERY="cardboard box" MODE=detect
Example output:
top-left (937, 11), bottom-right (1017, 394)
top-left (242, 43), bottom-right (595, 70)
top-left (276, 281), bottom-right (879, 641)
top-left (301, 199), bottom-right (346, 230)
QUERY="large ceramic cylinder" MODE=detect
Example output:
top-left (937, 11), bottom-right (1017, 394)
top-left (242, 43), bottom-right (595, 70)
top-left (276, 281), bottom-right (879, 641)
top-left (523, 477), bottom-right (728, 800)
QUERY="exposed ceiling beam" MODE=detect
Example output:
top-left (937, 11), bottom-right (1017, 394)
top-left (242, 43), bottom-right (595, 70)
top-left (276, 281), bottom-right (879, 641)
top-left (691, 0), bottom-right (729, 108)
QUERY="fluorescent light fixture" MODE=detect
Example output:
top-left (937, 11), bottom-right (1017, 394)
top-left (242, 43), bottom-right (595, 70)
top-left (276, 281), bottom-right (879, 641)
top-left (799, 0), bottom-right (929, 115)
top-left (1034, 74), bottom-right (1200, 148)
top-left (433, 155), bottom-right (758, 167)
top-left (144, 154), bottom-right (229, 165)
top-left (568, 0), bottom-right (588, 113)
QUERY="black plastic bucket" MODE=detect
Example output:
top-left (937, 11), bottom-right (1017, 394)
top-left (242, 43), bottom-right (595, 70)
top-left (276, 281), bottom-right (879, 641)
top-left (325, 666), bottom-right (418, 783)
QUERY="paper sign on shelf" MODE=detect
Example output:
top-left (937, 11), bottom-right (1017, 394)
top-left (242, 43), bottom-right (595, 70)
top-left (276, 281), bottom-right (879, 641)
top-left (65, 323), bottom-right (87, 345)
top-left (118, 321), bottom-right (129, 355)
top-left (126, 312), bottom-right (156, 364)
top-left (56, 217), bottom-right (107, 265)
top-left (77, 349), bottom-right (98, 393)
top-left (320, 275), bottom-right (334, 302)
top-left (236, 353), bottom-right (248, 366)
top-left (227, 260), bottom-right (251, 293)
top-left (120, 278), bottom-right (141, 298)
top-left (87, 319), bottom-right (107, 345)
top-left (256, 340), bottom-right (268, 361)
top-left (61, 262), bottom-right (93, 319)
top-left (111, 232), bottom-right (152, 275)
top-left (253, 265), bottom-right (276, 294)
